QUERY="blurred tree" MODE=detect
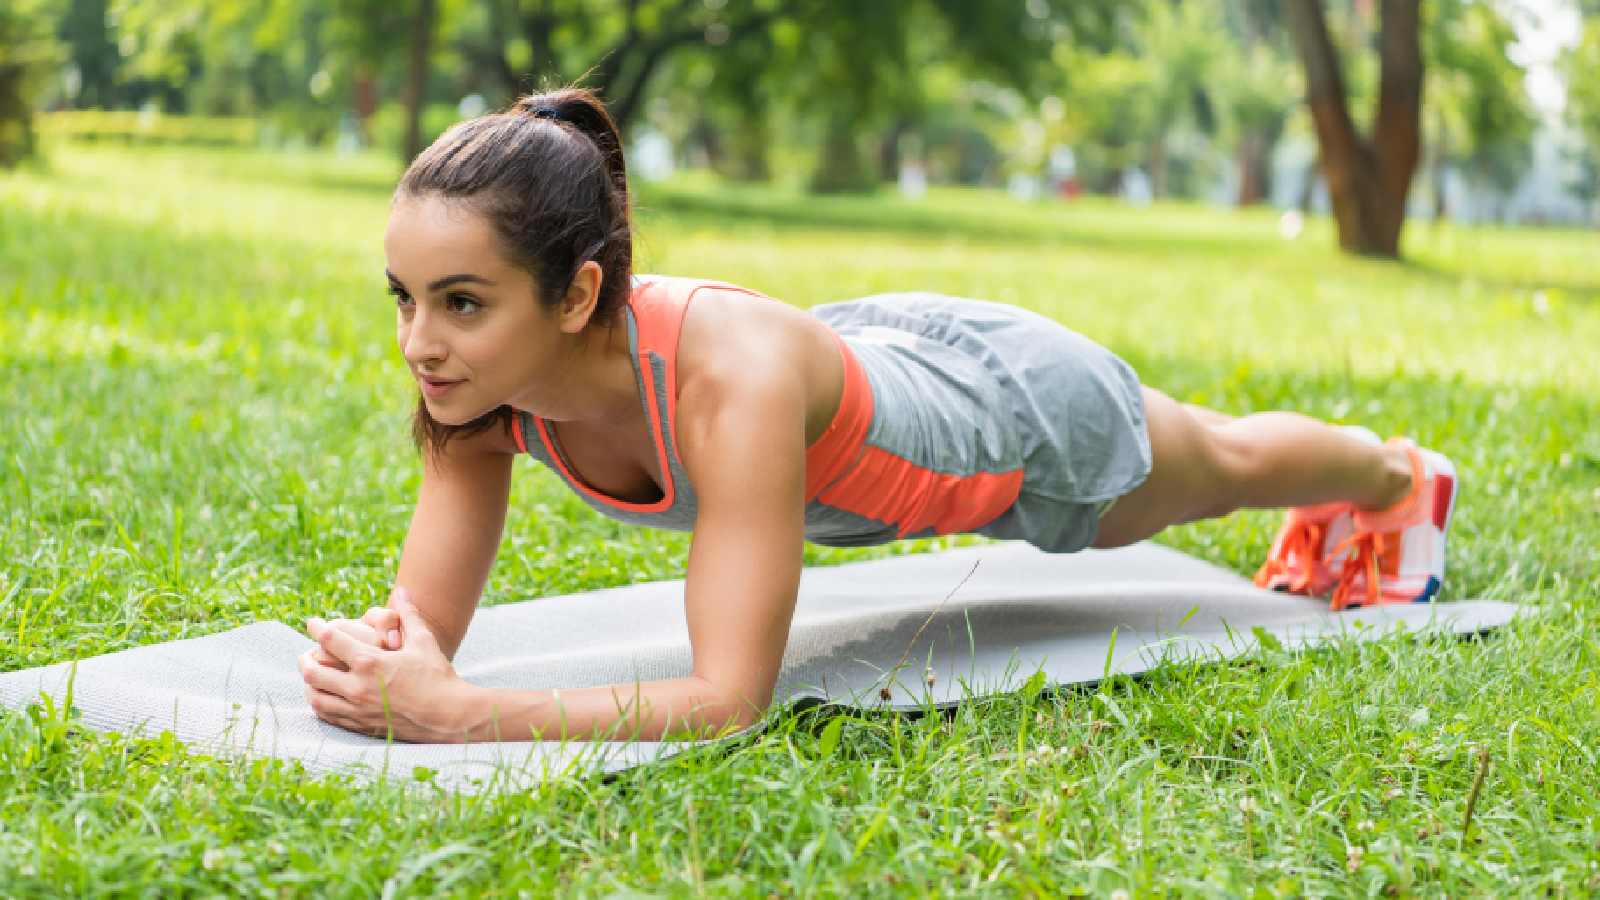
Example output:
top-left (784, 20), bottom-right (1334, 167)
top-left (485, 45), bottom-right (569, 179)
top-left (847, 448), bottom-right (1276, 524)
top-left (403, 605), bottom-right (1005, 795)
top-left (450, 0), bottom-right (797, 131)
top-left (1046, 48), bottom-right (1161, 192)
top-left (0, 0), bottom-right (64, 168)
top-left (56, 0), bottom-right (120, 108)
top-left (1563, 16), bottom-right (1600, 216)
top-left (1424, 0), bottom-right (1535, 218)
top-left (450, 0), bottom-right (1116, 191)
top-left (1214, 0), bottom-right (1297, 206)
top-left (1286, 0), bottom-right (1422, 258)
top-left (106, 0), bottom-right (440, 152)
top-left (1136, 1), bottom-right (1222, 198)
top-left (402, 0), bottom-right (436, 161)
top-left (1216, 43), bottom-right (1298, 205)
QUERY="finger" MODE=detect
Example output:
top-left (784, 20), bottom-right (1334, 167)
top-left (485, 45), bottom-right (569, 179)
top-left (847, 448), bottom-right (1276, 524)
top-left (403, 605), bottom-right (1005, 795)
top-left (306, 688), bottom-right (390, 738)
top-left (305, 685), bottom-right (361, 725)
top-left (362, 606), bottom-right (401, 632)
top-left (332, 618), bottom-right (381, 646)
top-left (306, 617), bottom-right (379, 645)
top-left (304, 646), bottom-right (348, 673)
top-left (299, 651), bottom-right (364, 698)
top-left (391, 590), bottom-right (439, 651)
top-left (364, 606), bottom-right (403, 649)
top-left (309, 617), bottom-right (373, 670)
top-left (387, 585), bottom-right (417, 648)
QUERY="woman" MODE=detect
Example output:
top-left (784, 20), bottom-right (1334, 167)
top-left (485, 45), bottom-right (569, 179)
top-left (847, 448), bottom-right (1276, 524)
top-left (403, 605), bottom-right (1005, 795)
top-left (298, 88), bottom-right (1458, 744)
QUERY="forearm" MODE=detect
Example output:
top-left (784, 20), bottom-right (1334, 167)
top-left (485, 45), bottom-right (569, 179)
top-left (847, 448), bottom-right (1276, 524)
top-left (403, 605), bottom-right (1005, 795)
top-left (393, 441), bottom-right (514, 659)
top-left (446, 676), bottom-right (769, 743)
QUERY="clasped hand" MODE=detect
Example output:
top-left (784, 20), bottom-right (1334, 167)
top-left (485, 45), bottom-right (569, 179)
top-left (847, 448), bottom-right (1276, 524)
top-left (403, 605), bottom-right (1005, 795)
top-left (299, 587), bottom-right (471, 743)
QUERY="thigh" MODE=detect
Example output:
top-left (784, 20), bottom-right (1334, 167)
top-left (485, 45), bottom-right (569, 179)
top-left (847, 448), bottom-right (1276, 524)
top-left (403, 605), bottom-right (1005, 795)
top-left (1090, 387), bottom-right (1228, 549)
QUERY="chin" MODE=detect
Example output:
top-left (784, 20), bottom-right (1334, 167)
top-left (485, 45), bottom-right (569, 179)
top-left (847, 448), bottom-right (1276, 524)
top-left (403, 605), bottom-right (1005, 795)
top-left (423, 396), bottom-right (498, 427)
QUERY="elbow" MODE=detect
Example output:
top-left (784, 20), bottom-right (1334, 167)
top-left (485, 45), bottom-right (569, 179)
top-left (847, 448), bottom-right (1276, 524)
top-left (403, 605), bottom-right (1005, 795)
top-left (702, 681), bottom-right (772, 735)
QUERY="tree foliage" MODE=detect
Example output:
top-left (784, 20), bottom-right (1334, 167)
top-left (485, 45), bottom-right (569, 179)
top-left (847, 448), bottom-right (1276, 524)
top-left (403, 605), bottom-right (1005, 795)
top-left (0, 0), bottom-right (64, 167)
top-left (1425, 0), bottom-right (1536, 199)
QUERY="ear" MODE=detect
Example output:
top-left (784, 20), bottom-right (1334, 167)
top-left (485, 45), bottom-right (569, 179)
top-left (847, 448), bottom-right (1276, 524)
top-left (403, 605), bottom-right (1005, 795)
top-left (557, 261), bottom-right (605, 334)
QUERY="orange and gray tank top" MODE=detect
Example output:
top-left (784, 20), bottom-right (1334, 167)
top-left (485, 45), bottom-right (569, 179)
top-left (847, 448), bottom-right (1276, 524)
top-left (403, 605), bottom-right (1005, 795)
top-left (512, 274), bottom-right (1151, 552)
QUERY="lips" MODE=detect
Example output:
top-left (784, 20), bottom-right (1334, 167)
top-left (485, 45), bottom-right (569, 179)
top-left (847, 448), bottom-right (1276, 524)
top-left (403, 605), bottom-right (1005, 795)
top-left (417, 374), bottom-right (463, 398)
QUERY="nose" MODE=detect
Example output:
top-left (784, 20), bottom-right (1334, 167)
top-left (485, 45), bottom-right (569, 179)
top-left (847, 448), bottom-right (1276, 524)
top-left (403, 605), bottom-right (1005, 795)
top-left (399, 307), bottom-right (446, 369)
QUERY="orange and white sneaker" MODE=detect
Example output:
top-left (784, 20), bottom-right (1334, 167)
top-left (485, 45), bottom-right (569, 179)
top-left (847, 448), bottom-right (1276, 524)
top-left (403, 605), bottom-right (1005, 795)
top-left (1328, 438), bottom-right (1459, 610)
top-left (1253, 426), bottom-right (1379, 596)
top-left (1254, 500), bottom-right (1355, 595)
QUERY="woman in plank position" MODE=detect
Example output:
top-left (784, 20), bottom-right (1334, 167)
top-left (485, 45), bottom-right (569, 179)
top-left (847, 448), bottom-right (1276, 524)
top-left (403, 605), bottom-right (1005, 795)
top-left (299, 88), bottom-right (1458, 743)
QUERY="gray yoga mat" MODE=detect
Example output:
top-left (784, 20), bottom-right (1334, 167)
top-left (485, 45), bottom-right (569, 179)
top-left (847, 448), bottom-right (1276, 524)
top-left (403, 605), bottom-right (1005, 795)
top-left (0, 541), bottom-right (1520, 791)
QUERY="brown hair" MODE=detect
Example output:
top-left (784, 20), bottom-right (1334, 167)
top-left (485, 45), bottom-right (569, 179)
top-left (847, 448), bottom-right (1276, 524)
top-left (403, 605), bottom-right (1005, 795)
top-left (393, 87), bottom-right (633, 456)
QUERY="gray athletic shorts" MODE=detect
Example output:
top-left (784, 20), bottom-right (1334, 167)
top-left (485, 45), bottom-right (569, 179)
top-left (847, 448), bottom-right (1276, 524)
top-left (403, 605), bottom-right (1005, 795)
top-left (810, 292), bottom-right (1153, 553)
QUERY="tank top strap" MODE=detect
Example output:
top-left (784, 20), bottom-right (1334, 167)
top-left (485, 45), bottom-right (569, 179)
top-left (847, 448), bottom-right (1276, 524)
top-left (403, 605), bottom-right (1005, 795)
top-left (628, 275), bottom-right (770, 466)
top-left (510, 275), bottom-right (759, 523)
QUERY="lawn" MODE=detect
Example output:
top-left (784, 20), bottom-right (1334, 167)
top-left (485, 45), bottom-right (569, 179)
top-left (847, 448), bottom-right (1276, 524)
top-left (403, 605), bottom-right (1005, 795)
top-left (2, 141), bottom-right (1598, 895)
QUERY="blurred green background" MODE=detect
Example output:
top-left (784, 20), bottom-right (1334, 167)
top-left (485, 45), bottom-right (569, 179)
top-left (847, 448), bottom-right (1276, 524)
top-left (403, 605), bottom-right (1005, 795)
top-left (3, 0), bottom-right (1599, 247)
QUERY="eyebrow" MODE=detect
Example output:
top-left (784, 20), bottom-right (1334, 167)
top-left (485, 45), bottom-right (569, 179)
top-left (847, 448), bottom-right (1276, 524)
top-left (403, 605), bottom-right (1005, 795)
top-left (385, 269), bottom-right (497, 292)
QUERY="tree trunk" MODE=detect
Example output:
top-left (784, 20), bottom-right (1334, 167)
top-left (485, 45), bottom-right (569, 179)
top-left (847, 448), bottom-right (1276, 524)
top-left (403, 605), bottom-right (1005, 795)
top-left (352, 67), bottom-right (378, 144)
top-left (1236, 131), bottom-right (1271, 206)
top-left (0, 64), bottom-right (36, 168)
top-left (725, 108), bottom-right (771, 181)
top-left (1285, 0), bottom-right (1421, 258)
top-left (811, 114), bottom-right (876, 194)
top-left (879, 118), bottom-right (912, 182)
top-left (1148, 135), bottom-right (1168, 198)
top-left (402, 0), bottom-right (436, 162)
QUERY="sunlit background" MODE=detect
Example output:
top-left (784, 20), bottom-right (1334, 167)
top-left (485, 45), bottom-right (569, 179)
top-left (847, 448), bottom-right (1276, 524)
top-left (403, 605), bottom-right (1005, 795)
top-left (2, 0), bottom-right (1596, 241)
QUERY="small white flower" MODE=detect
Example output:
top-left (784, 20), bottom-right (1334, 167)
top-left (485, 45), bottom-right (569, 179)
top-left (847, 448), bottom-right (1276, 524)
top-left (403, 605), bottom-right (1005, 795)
top-left (203, 848), bottom-right (226, 870)
top-left (1346, 845), bottom-right (1364, 872)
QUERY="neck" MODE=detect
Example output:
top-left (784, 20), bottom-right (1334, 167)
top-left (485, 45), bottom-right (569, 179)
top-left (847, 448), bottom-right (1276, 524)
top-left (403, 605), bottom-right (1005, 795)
top-left (528, 312), bottom-right (640, 429)
top-left (577, 316), bottom-right (641, 428)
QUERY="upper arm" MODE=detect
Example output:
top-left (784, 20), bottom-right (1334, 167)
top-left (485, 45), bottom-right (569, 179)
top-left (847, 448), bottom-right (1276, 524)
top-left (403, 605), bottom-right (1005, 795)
top-left (394, 417), bottom-right (518, 659)
top-left (676, 352), bottom-right (809, 721)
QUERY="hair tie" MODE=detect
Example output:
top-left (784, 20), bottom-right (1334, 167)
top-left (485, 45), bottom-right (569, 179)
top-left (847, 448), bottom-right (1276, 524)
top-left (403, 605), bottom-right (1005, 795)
top-left (530, 106), bottom-right (560, 121)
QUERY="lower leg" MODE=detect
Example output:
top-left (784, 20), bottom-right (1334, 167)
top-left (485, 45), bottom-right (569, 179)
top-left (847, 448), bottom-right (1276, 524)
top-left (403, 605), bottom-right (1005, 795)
top-left (1210, 411), bottom-right (1412, 513)
top-left (1092, 390), bottom-right (1414, 550)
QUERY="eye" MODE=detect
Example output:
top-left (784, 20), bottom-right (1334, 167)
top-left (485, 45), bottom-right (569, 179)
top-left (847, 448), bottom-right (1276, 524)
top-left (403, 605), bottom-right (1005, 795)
top-left (446, 293), bottom-right (482, 315)
top-left (387, 285), bottom-right (413, 308)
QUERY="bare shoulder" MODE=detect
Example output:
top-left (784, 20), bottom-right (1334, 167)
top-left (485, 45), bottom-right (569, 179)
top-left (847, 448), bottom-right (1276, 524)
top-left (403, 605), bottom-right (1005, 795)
top-left (678, 287), bottom-right (817, 385)
top-left (673, 287), bottom-right (824, 455)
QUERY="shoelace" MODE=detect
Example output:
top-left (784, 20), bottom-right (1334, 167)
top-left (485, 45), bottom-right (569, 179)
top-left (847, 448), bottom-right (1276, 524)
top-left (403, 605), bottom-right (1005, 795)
top-left (1328, 529), bottom-right (1390, 611)
top-left (1254, 519), bottom-right (1326, 593)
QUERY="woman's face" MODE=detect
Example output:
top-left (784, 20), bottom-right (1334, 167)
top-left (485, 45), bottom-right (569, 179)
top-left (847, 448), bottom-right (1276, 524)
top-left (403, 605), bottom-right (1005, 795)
top-left (383, 194), bottom-right (568, 426)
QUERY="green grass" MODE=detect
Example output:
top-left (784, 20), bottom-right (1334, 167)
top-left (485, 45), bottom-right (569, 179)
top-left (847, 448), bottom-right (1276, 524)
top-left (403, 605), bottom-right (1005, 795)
top-left (2, 141), bottom-right (1599, 896)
